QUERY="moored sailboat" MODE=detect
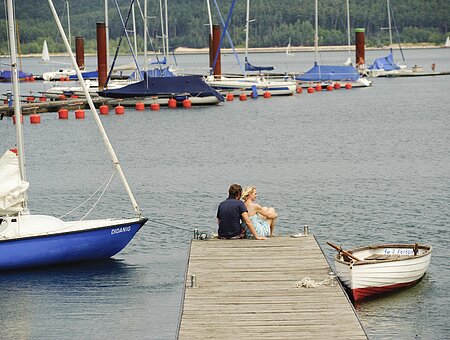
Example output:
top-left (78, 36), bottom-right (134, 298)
top-left (295, 0), bottom-right (371, 88)
top-left (205, 0), bottom-right (297, 96)
top-left (0, 0), bottom-right (147, 271)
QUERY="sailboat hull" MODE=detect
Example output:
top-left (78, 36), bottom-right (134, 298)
top-left (0, 218), bottom-right (147, 271)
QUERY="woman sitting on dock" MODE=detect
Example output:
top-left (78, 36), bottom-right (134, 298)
top-left (241, 186), bottom-right (278, 238)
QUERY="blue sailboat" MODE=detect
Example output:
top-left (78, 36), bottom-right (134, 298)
top-left (98, 74), bottom-right (224, 105)
top-left (367, 0), bottom-right (412, 77)
top-left (97, 0), bottom-right (223, 105)
top-left (0, 0), bottom-right (147, 271)
top-left (296, 63), bottom-right (361, 82)
top-left (295, 0), bottom-right (371, 88)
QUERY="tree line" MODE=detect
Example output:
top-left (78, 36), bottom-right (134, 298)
top-left (0, 0), bottom-right (449, 55)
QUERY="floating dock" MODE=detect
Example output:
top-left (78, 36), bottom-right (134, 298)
top-left (178, 235), bottom-right (367, 339)
top-left (0, 97), bottom-right (120, 116)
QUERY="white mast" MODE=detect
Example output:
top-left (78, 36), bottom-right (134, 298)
top-left (159, 0), bottom-right (166, 58)
top-left (387, 0), bottom-right (393, 47)
top-left (345, 0), bottom-right (351, 64)
top-left (206, 0), bottom-right (213, 36)
top-left (66, 1), bottom-right (71, 48)
top-left (244, 0), bottom-right (254, 76)
top-left (144, 0), bottom-right (148, 73)
top-left (314, 0), bottom-right (319, 64)
top-left (132, 1), bottom-right (138, 79)
top-left (7, 0), bottom-right (28, 212)
top-left (47, 0), bottom-right (142, 217)
top-left (164, 0), bottom-right (169, 57)
top-left (105, 0), bottom-right (109, 69)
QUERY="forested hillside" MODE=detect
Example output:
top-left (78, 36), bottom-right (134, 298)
top-left (0, 0), bottom-right (449, 55)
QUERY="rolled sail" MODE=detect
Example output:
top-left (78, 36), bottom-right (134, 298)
top-left (0, 150), bottom-right (29, 214)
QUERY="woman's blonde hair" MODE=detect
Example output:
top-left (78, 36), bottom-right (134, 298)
top-left (241, 186), bottom-right (256, 201)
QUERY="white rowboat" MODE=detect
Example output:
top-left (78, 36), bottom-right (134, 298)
top-left (328, 242), bottom-right (432, 302)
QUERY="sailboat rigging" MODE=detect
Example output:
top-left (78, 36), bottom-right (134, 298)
top-left (0, 0), bottom-right (147, 271)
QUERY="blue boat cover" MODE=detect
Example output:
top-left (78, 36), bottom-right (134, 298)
top-left (129, 67), bottom-right (175, 80)
top-left (295, 64), bottom-right (360, 81)
top-left (245, 60), bottom-right (275, 72)
top-left (69, 70), bottom-right (99, 80)
top-left (368, 49), bottom-right (400, 71)
top-left (150, 56), bottom-right (167, 65)
top-left (0, 69), bottom-right (33, 80)
top-left (98, 75), bottom-right (223, 101)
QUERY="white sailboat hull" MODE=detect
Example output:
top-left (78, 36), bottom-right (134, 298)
top-left (206, 76), bottom-right (297, 96)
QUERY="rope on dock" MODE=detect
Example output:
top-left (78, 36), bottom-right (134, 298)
top-left (294, 274), bottom-right (336, 288)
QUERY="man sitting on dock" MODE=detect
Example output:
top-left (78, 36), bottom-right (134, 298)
top-left (217, 184), bottom-right (267, 240)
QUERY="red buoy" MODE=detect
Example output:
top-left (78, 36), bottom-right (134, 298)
top-left (99, 104), bottom-right (109, 115)
top-left (115, 105), bottom-right (125, 115)
top-left (71, 95), bottom-right (79, 99)
top-left (315, 84), bottom-right (322, 92)
top-left (334, 82), bottom-right (341, 89)
top-left (26, 96), bottom-right (35, 102)
top-left (39, 96), bottom-right (47, 102)
top-left (307, 87), bottom-right (315, 94)
top-left (135, 102), bottom-right (145, 111)
top-left (296, 86), bottom-right (303, 94)
top-left (345, 83), bottom-right (352, 89)
top-left (12, 114), bottom-right (24, 124)
top-left (30, 114), bottom-right (41, 124)
top-left (150, 102), bottom-right (160, 111)
top-left (263, 91), bottom-right (272, 98)
top-left (75, 109), bottom-right (85, 119)
top-left (326, 85), bottom-right (334, 91)
top-left (168, 98), bottom-right (177, 108)
top-left (58, 94), bottom-right (66, 100)
top-left (226, 92), bottom-right (234, 101)
top-left (182, 98), bottom-right (192, 109)
top-left (58, 109), bottom-right (69, 119)
top-left (239, 93), bottom-right (247, 101)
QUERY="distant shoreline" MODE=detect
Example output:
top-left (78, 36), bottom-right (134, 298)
top-left (2, 43), bottom-right (445, 58)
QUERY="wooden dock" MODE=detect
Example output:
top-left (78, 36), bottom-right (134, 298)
top-left (178, 235), bottom-right (367, 339)
top-left (0, 97), bottom-right (120, 116)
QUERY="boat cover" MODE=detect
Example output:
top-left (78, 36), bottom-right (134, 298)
top-left (295, 64), bottom-right (360, 81)
top-left (69, 70), bottom-right (99, 80)
top-left (368, 49), bottom-right (400, 71)
top-left (98, 75), bottom-right (224, 101)
top-left (128, 67), bottom-right (175, 80)
top-left (0, 150), bottom-right (29, 215)
top-left (0, 70), bottom-right (33, 80)
top-left (245, 60), bottom-right (275, 72)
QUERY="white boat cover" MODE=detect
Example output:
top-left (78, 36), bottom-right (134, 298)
top-left (0, 149), bottom-right (29, 215)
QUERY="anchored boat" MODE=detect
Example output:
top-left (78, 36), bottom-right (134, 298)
top-left (328, 242), bottom-right (432, 302)
top-left (0, 0), bottom-right (147, 271)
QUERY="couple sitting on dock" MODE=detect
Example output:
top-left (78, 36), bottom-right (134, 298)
top-left (216, 184), bottom-right (278, 240)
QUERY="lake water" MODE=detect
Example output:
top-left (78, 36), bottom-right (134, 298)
top-left (1, 48), bottom-right (449, 339)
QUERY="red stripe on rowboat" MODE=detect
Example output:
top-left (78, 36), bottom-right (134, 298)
top-left (352, 279), bottom-right (421, 301)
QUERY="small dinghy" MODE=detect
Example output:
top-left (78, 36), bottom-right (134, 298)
top-left (327, 242), bottom-right (432, 302)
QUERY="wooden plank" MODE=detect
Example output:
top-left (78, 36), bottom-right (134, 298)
top-left (178, 236), bottom-right (367, 339)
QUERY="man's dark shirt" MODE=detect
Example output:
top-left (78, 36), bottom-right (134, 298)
top-left (217, 197), bottom-right (247, 238)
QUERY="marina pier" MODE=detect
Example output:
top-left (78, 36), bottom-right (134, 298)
top-left (178, 235), bottom-right (367, 339)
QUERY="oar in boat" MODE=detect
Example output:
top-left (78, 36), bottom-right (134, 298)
top-left (326, 241), bottom-right (362, 262)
